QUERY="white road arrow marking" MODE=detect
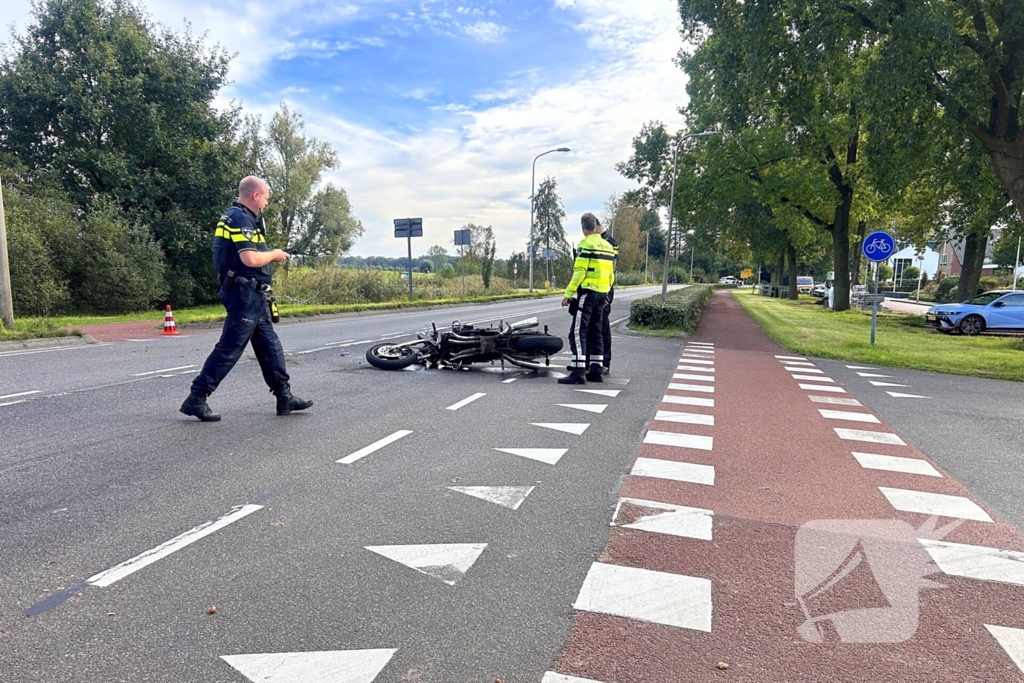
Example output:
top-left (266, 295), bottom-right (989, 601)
top-left (986, 625), bottom-right (1024, 674)
top-left (614, 497), bottom-right (714, 540)
top-left (493, 448), bottom-right (568, 465)
top-left (365, 543), bottom-right (487, 585)
top-left (221, 649), bottom-right (397, 683)
top-left (448, 486), bottom-right (535, 510)
top-left (532, 423), bottom-right (590, 435)
top-left (558, 403), bottom-right (608, 414)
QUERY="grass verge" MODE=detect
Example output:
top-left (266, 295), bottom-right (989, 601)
top-left (0, 290), bottom-right (563, 341)
top-left (732, 289), bottom-right (1024, 382)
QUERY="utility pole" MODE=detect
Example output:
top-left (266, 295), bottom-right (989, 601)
top-left (1014, 235), bottom-right (1022, 292)
top-left (0, 176), bottom-right (14, 330)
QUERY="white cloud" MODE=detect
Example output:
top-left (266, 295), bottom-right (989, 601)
top-left (3, 0), bottom-right (690, 259)
top-left (460, 20), bottom-right (508, 43)
top-left (299, 0), bottom-right (690, 257)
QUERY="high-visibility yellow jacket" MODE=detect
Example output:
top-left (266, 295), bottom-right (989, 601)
top-left (564, 233), bottom-right (616, 297)
top-left (602, 233), bottom-right (619, 288)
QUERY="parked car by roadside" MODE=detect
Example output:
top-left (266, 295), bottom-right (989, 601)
top-left (811, 282), bottom-right (827, 297)
top-left (718, 276), bottom-right (743, 286)
top-left (924, 290), bottom-right (1024, 335)
top-left (796, 276), bottom-right (814, 294)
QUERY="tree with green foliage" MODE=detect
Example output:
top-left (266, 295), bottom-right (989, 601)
top-left (0, 0), bottom-right (246, 306)
top-left (251, 104), bottom-right (363, 263)
top-left (532, 177), bottom-right (570, 285)
top-left (427, 245), bottom-right (449, 273)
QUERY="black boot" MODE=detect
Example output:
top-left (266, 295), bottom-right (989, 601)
top-left (585, 364), bottom-right (604, 383)
top-left (276, 386), bottom-right (313, 415)
top-left (180, 391), bottom-right (221, 422)
top-left (558, 370), bottom-right (587, 385)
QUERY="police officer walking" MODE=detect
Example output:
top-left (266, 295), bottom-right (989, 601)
top-left (180, 176), bottom-right (313, 422)
top-left (596, 219), bottom-right (618, 374)
top-left (558, 212), bottom-right (616, 385)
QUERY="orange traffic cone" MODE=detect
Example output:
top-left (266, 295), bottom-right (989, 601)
top-left (161, 304), bottom-right (180, 336)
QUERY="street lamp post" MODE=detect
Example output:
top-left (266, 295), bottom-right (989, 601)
top-left (530, 147), bottom-right (571, 292)
top-left (661, 130), bottom-right (719, 301)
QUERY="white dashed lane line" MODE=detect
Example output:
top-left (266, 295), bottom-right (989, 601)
top-left (337, 430), bottom-right (413, 464)
top-left (446, 393), bottom-right (487, 411)
top-left (133, 365), bottom-right (195, 377)
top-left (87, 504), bottom-right (263, 587)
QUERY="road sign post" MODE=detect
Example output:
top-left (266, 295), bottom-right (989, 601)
top-left (862, 230), bottom-right (895, 346)
top-left (0, 177), bottom-right (13, 330)
top-left (394, 218), bottom-right (423, 301)
top-left (454, 229), bottom-right (471, 299)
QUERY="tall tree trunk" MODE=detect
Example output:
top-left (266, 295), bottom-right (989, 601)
top-left (774, 253), bottom-right (784, 296)
top-left (787, 242), bottom-right (799, 300)
top-left (829, 185), bottom-right (854, 311)
top-left (851, 220), bottom-right (867, 286)
top-left (956, 230), bottom-right (989, 301)
top-left (984, 141), bottom-right (1024, 226)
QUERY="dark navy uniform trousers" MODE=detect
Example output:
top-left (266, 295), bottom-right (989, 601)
top-left (191, 282), bottom-right (289, 396)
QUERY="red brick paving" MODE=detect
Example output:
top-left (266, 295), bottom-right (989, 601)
top-left (550, 291), bottom-right (1024, 682)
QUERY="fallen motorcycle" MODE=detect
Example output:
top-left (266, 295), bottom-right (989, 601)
top-left (365, 317), bottom-right (563, 371)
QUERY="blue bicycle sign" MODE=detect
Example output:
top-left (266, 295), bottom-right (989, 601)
top-left (862, 231), bottom-right (895, 263)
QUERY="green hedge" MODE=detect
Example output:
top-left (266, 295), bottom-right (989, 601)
top-left (629, 285), bottom-right (713, 332)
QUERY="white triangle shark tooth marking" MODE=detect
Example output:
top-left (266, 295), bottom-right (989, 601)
top-left (448, 486), bottom-right (535, 510)
top-left (576, 389), bottom-right (621, 397)
top-left (856, 372), bottom-right (891, 378)
top-left (531, 422), bottom-right (590, 435)
top-left (985, 624), bottom-right (1024, 673)
top-left (558, 403), bottom-right (608, 413)
top-left (870, 381), bottom-right (908, 387)
top-left (614, 497), bottom-right (714, 540)
top-left (493, 448), bottom-right (567, 464)
top-left (364, 544), bottom-right (487, 585)
top-left (886, 392), bottom-right (932, 399)
top-left (221, 649), bottom-right (398, 683)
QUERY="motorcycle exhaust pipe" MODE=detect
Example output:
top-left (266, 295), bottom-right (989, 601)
top-left (502, 354), bottom-right (553, 371)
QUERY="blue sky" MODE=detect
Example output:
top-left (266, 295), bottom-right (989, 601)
top-left (4, 0), bottom-right (689, 257)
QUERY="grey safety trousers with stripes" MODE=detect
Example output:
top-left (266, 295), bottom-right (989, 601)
top-left (567, 288), bottom-right (608, 372)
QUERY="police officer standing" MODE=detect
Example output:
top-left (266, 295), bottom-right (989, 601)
top-left (180, 176), bottom-right (313, 422)
top-left (596, 219), bottom-right (618, 374)
top-left (558, 212), bottom-right (616, 385)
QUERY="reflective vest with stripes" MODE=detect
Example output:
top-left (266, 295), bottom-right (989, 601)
top-left (565, 232), bottom-right (616, 297)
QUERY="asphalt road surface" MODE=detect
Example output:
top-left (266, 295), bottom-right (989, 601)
top-left (0, 286), bottom-right (682, 683)
top-left (5, 286), bottom-right (1024, 683)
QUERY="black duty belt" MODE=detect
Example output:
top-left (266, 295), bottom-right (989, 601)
top-left (223, 273), bottom-right (272, 292)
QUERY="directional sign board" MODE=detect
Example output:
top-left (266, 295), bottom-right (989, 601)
top-left (394, 218), bottom-right (423, 238)
top-left (862, 230), bottom-right (895, 263)
top-left (542, 249), bottom-right (555, 260)
top-left (454, 229), bottom-right (471, 246)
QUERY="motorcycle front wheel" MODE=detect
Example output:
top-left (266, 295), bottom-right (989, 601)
top-left (366, 342), bottom-right (423, 370)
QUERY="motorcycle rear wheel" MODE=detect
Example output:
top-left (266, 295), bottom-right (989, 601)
top-left (509, 334), bottom-right (563, 354)
top-left (366, 343), bottom-right (421, 370)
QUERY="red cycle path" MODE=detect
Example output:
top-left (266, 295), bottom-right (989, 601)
top-left (551, 291), bottom-right (1024, 682)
